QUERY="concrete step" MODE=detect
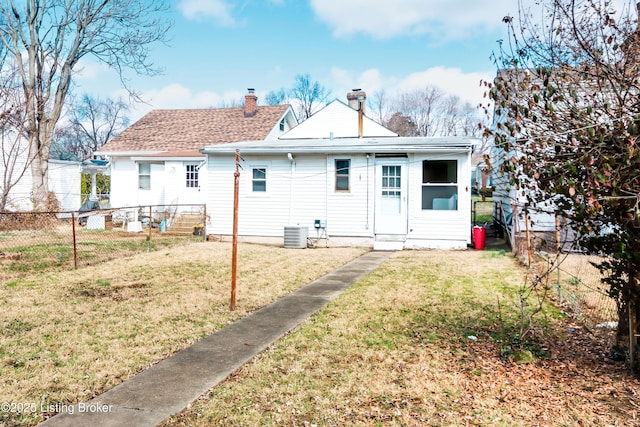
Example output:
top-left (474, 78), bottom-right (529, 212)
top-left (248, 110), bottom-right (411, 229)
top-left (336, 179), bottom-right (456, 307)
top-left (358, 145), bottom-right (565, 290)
top-left (374, 234), bottom-right (405, 251)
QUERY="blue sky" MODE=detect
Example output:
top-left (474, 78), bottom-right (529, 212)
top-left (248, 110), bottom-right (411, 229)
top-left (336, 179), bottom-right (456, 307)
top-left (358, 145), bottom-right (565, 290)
top-left (74, 0), bottom-right (528, 121)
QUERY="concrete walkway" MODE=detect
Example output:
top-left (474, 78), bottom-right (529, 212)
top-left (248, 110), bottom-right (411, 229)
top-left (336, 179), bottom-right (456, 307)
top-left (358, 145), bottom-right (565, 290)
top-left (40, 250), bottom-right (392, 427)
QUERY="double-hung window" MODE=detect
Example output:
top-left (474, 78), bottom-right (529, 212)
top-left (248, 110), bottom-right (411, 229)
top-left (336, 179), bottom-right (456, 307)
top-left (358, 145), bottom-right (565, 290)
top-left (138, 163), bottom-right (151, 190)
top-left (422, 160), bottom-right (458, 210)
top-left (335, 159), bottom-right (350, 192)
top-left (252, 167), bottom-right (267, 192)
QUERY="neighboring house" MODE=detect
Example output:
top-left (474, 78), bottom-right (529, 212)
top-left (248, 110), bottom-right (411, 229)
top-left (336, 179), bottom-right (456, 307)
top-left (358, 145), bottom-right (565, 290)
top-left (0, 130), bottom-right (81, 212)
top-left (202, 91), bottom-right (477, 250)
top-left (470, 152), bottom-right (492, 193)
top-left (488, 71), bottom-right (563, 252)
top-left (0, 159), bottom-right (81, 212)
top-left (96, 89), bottom-right (297, 209)
top-left (48, 159), bottom-right (82, 212)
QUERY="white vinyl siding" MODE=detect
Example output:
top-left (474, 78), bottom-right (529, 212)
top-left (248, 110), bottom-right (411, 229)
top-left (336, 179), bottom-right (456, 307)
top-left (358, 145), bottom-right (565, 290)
top-left (326, 155), bottom-right (374, 237)
top-left (205, 149), bottom-right (471, 249)
top-left (405, 153), bottom-right (471, 246)
top-left (206, 154), bottom-right (374, 238)
top-left (49, 160), bottom-right (81, 211)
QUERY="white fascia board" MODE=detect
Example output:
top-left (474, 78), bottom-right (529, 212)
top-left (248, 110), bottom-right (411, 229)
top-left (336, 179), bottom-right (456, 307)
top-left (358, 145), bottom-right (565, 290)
top-left (94, 151), bottom-right (164, 157)
top-left (201, 137), bottom-right (477, 155)
top-left (130, 156), bottom-right (204, 162)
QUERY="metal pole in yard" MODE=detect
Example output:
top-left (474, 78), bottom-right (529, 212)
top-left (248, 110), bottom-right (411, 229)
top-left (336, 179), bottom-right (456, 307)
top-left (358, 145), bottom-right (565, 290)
top-left (630, 294), bottom-right (637, 372)
top-left (71, 213), bottom-right (78, 269)
top-left (230, 149), bottom-right (240, 311)
top-left (555, 214), bottom-right (562, 303)
top-left (202, 204), bottom-right (207, 242)
top-left (525, 211), bottom-right (532, 267)
top-left (148, 205), bottom-right (153, 249)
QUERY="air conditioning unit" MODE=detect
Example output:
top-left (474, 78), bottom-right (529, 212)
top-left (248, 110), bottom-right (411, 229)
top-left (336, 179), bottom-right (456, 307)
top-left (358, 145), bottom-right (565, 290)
top-left (284, 226), bottom-right (308, 249)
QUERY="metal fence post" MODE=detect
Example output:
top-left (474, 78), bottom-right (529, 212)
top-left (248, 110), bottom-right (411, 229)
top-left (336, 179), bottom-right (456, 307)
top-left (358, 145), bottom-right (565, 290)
top-left (202, 204), bottom-right (207, 242)
top-left (71, 212), bottom-right (78, 269)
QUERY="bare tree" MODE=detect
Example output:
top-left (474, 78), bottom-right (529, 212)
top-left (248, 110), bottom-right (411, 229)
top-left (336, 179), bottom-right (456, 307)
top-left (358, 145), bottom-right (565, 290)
top-left (53, 94), bottom-right (130, 161)
top-left (486, 0), bottom-right (640, 359)
top-left (392, 86), bottom-right (445, 136)
top-left (440, 94), bottom-right (462, 136)
top-left (371, 89), bottom-right (390, 125)
top-left (265, 88), bottom-right (288, 106)
top-left (289, 74), bottom-right (331, 120)
top-left (0, 0), bottom-right (171, 210)
top-left (0, 58), bottom-right (34, 211)
top-left (384, 86), bottom-right (487, 139)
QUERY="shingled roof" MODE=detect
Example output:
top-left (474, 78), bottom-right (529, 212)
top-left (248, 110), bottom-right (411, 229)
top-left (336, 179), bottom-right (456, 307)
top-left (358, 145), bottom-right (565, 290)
top-left (99, 104), bottom-right (291, 154)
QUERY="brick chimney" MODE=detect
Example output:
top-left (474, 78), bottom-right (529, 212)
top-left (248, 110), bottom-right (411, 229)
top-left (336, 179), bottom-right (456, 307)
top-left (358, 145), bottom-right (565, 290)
top-left (347, 89), bottom-right (366, 114)
top-left (347, 89), bottom-right (366, 138)
top-left (244, 88), bottom-right (257, 117)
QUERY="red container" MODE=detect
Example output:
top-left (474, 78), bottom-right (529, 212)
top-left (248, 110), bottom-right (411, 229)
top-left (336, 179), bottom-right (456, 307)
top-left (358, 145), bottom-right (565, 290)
top-left (473, 226), bottom-right (486, 250)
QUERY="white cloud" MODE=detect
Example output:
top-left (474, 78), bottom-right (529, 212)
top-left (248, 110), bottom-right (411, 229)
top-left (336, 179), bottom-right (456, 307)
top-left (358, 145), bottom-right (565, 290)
top-left (310, 0), bottom-right (525, 40)
top-left (177, 0), bottom-right (236, 26)
top-left (73, 60), bottom-right (111, 82)
top-left (329, 66), bottom-right (493, 108)
top-left (121, 83), bottom-right (243, 121)
top-left (330, 67), bottom-right (385, 96)
top-left (396, 67), bottom-right (492, 106)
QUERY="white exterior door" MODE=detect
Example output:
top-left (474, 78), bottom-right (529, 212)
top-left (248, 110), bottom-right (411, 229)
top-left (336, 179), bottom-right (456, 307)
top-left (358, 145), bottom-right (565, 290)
top-left (183, 163), bottom-right (201, 205)
top-left (375, 159), bottom-right (408, 235)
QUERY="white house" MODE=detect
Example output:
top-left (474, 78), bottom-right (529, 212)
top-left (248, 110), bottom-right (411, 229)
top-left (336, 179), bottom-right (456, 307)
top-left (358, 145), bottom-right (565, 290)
top-left (96, 89), bottom-right (297, 210)
top-left (0, 129), bottom-right (80, 212)
top-left (202, 91), bottom-right (477, 250)
top-left (48, 160), bottom-right (82, 211)
top-left (488, 71), bottom-right (562, 251)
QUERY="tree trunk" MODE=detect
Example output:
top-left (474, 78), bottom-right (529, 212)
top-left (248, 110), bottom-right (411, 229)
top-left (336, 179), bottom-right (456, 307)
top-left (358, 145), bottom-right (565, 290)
top-left (617, 297), bottom-right (630, 348)
top-left (29, 133), bottom-right (50, 211)
top-left (617, 267), bottom-right (640, 372)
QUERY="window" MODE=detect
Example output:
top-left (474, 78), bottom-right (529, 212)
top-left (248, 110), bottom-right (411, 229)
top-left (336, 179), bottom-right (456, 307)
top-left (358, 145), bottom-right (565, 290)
top-left (335, 159), bottom-right (350, 192)
top-left (381, 165), bottom-right (401, 198)
top-left (252, 167), bottom-right (266, 192)
top-left (279, 119), bottom-right (285, 132)
top-left (422, 160), bottom-right (458, 210)
top-left (186, 164), bottom-right (199, 188)
top-left (138, 163), bottom-right (151, 190)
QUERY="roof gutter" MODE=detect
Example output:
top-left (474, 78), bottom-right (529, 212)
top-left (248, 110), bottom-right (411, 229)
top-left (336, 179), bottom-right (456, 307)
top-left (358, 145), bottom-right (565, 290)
top-left (202, 145), bottom-right (473, 155)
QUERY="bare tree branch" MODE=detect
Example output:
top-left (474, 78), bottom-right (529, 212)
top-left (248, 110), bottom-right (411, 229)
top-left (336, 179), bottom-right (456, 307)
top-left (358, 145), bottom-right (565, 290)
top-left (0, 0), bottom-right (171, 209)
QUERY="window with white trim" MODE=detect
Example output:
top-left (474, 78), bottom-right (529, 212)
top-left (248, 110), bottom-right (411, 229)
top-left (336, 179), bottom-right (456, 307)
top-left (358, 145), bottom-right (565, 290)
top-left (186, 164), bottom-right (199, 188)
top-left (138, 163), bottom-right (151, 190)
top-left (335, 159), bottom-right (350, 192)
top-left (252, 167), bottom-right (267, 192)
top-left (422, 160), bottom-right (458, 210)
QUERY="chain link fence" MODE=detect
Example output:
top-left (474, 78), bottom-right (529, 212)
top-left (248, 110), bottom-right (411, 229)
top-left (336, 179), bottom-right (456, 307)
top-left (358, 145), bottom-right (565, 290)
top-left (0, 204), bottom-right (206, 285)
top-left (538, 252), bottom-right (618, 343)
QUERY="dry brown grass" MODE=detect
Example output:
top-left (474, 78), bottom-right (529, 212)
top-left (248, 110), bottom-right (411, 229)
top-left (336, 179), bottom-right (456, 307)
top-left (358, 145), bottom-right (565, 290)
top-left (163, 250), bottom-right (639, 427)
top-left (0, 241), bottom-right (367, 426)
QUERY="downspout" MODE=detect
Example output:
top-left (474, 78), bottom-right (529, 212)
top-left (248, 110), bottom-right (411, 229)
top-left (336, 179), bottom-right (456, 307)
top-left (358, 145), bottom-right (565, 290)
top-left (365, 153), bottom-right (370, 230)
top-left (288, 153), bottom-right (295, 224)
top-left (326, 154), bottom-right (329, 237)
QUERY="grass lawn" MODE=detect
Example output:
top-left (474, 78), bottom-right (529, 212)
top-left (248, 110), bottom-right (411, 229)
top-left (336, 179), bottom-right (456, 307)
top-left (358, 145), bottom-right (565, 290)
top-left (0, 241), bottom-right (367, 427)
top-left (163, 250), bottom-right (638, 427)
top-left (1, 242), bottom-right (637, 426)
top-left (472, 194), bottom-right (493, 225)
